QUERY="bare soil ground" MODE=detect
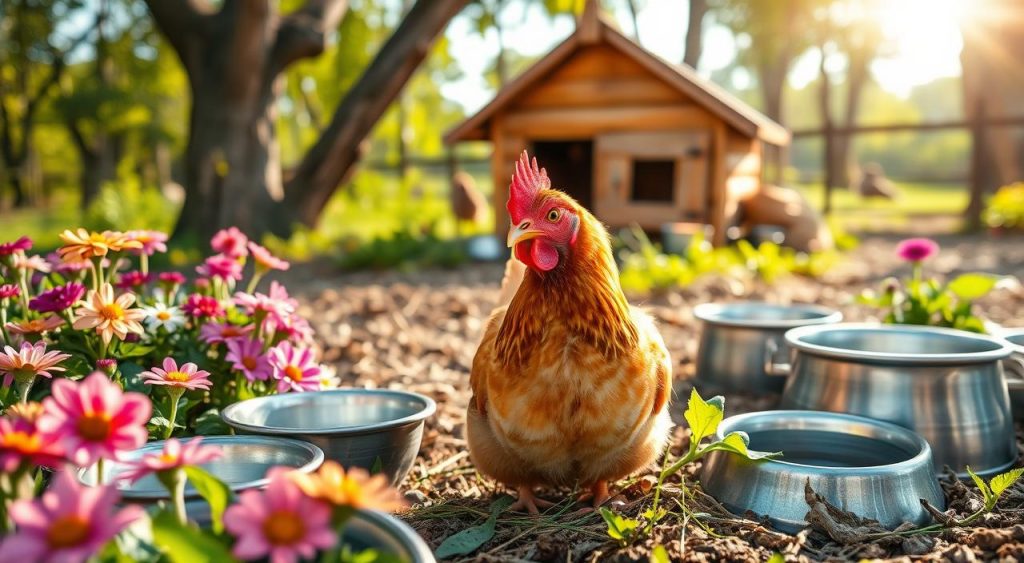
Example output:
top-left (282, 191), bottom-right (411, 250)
top-left (282, 233), bottom-right (1024, 562)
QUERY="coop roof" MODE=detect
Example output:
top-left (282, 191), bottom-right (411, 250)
top-left (444, 5), bottom-right (790, 147)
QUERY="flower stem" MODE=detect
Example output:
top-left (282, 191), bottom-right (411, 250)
top-left (141, 254), bottom-right (149, 277)
top-left (164, 389), bottom-right (184, 440)
top-left (96, 457), bottom-right (106, 486)
top-left (14, 376), bottom-right (34, 404)
top-left (172, 473), bottom-right (187, 525)
top-left (0, 307), bottom-right (10, 345)
top-left (245, 272), bottom-right (263, 295)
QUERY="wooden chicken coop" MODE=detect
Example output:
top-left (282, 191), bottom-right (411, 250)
top-left (444, 1), bottom-right (790, 245)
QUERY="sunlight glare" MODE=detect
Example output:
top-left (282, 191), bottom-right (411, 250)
top-left (871, 0), bottom-right (967, 96)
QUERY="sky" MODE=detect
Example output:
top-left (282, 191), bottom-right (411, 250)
top-left (441, 0), bottom-right (967, 114)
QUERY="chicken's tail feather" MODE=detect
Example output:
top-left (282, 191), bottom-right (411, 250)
top-left (496, 257), bottom-right (526, 308)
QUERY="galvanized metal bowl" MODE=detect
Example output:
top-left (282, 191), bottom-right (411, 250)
top-left (700, 410), bottom-right (944, 532)
top-left (78, 436), bottom-right (323, 522)
top-left (344, 510), bottom-right (435, 563)
top-left (999, 329), bottom-right (1024, 419)
top-left (221, 388), bottom-right (436, 486)
top-left (778, 323), bottom-right (1015, 477)
top-left (693, 302), bottom-right (842, 394)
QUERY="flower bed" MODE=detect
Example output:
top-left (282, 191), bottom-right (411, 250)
top-left (0, 228), bottom-right (406, 562)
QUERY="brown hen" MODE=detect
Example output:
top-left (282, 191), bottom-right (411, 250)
top-left (467, 151), bottom-right (673, 514)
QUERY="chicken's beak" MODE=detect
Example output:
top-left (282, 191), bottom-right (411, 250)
top-left (507, 223), bottom-right (543, 248)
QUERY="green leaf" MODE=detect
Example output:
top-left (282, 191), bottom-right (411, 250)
top-left (184, 466), bottom-right (234, 534)
top-left (684, 389), bottom-right (723, 445)
top-left (701, 432), bottom-right (781, 461)
top-left (989, 467), bottom-right (1024, 499)
top-left (599, 507), bottom-right (638, 545)
top-left (151, 509), bottom-right (235, 563)
top-left (651, 545), bottom-right (670, 563)
top-left (118, 362), bottom-right (150, 394)
top-left (370, 456), bottom-right (384, 475)
top-left (194, 409), bottom-right (230, 436)
top-left (948, 273), bottom-right (1001, 301)
top-left (966, 466), bottom-right (994, 506)
top-left (434, 496), bottom-right (514, 558)
top-left (766, 553), bottom-right (786, 563)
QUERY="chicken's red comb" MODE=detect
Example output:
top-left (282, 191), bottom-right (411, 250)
top-left (507, 150), bottom-right (550, 223)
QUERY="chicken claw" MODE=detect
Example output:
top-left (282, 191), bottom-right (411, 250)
top-left (575, 481), bottom-right (612, 512)
top-left (508, 486), bottom-right (555, 515)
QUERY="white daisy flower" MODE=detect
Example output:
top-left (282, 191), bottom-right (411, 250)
top-left (319, 364), bottom-right (341, 390)
top-left (142, 302), bottom-right (186, 333)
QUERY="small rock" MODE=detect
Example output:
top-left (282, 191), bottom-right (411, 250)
top-left (404, 490), bottom-right (429, 505)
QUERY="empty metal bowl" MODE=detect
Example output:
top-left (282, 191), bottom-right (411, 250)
top-left (693, 302), bottom-right (842, 394)
top-left (343, 510), bottom-right (435, 563)
top-left (222, 388), bottom-right (436, 486)
top-left (777, 323), bottom-right (1016, 477)
top-left (78, 436), bottom-right (323, 522)
top-left (999, 329), bottom-right (1024, 419)
top-left (700, 410), bottom-right (944, 532)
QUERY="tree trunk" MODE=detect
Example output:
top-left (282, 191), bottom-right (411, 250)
top-left (146, 0), bottom-right (466, 242)
top-left (683, 0), bottom-right (706, 69)
top-left (626, 0), bottom-right (641, 42)
top-left (831, 54), bottom-right (868, 190)
top-left (759, 57), bottom-right (788, 185)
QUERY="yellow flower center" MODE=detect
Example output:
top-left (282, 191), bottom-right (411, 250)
top-left (46, 515), bottom-right (91, 548)
top-left (99, 303), bottom-right (124, 321)
top-left (263, 511), bottom-right (305, 545)
top-left (156, 311), bottom-right (171, 321)
top-left (242, 357), bottom-right (258, 370)
top-left (77, 413), bottom-right (112, 441)
top-left (160, 452), bottom-right (179, 464)
top-left (165, 371), bottom-right (191, 383)
top-left (284, 365), bottom-right (303, 381)
top-left (1, 430), bottom-right (40, 453)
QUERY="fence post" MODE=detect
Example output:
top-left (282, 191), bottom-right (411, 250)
top-left (965, 97), bottom-right (987, 231)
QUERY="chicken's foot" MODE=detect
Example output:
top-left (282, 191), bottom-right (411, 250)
top-left (508, 486), bottom-right (555, 515)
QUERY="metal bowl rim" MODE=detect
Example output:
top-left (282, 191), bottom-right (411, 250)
top-left (77, 435), bottom-right (325, 499)
top-left (999, 328), bottom-right (1024, 353)
top-left (717, 410), bottom-right (935, 473)
top-left (221, 388), bottom-right (437, 435)
top-left (352, 509), bottom-right (435, 562)
top-left (784, 323), bottom-right (1012, 364)
top-left (694, 302), bottom-right (843, 329)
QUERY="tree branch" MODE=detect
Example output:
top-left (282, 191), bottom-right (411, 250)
top-left (142, 0), bottom-right (214, 75)
top-left (283, 0), bottom-right (469, 226)
top-left (271, 0), bottom-right (348, 73)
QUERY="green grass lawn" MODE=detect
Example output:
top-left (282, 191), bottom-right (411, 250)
top-left (794, 181), bottom-right (968, 232)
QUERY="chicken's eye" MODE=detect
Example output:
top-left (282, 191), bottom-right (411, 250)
top-left (546, 208), bottom-right (560, 222)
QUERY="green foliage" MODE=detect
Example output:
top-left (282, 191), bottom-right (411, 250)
top-left (858, 264), bottom-right (1007, 334)
top-left (337, 227), bottom-right (468, 271)
top-left (600, 507), bottom-right (640, 547)
top-left (435, 496), bottom-right (514, 558)
top-left (968, 466), bottom-right (1024, 513)
top-left (650, 545), bottom-right (671, 563)
top-left (984, 182), bottom-right (1024, 230)
top-left (183, 466), bottom-right (234, 534)
top-left (617, 226), bottom-right (841, 294)
top-left (84, 179), bottom-right (178, 233)
top-left (151, 509), bottom-right (235, 563)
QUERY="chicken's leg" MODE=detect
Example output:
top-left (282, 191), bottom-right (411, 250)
top-left (508, 486), bottom-right (555, 515)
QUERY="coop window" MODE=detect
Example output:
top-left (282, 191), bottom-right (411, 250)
top-left (630, 159), bottom-right (675, 203)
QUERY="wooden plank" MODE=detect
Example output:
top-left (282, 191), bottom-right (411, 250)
top-left (504, 105), bottom-right (716, 137)
top-left (709, 121), bottom-right (728, 245)
top-left (514, 77), bottom-right (685, 109)
top-left (491, 118), bottom-right (510, 237)
top-left (552, 44), bottom-right (651, 80)
top-left (790, 115), bottom-right (1024, 137)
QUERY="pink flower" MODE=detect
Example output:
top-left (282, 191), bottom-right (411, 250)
top-left (0, 342), bottom-right (71, 387)
top-left (0, 236), bottom-right (32, 256)
top-left (114, 270), bottom-right (152, 289)
top-left (125, 230), bottom-right (168, 256)
top-left (37, 372), bottom-right (151, 466)
top-left (268, 314), bottom-right (315, 344)
top-left (211, 227), bottom-right (249, 259)
top-left (158, 271), bottom-right (186, 285)
top-left (234, 282), bottom-right (296, 320)
top-left (268, 342), bottom-right (322, 393)
top-left (0, 471), bottom-right (143, 563)
top-left (95, 358), bottom-right (118, 376)
top-left (182, 293), bottom-right (224, 319)
top-left (197, 254), bottom-right (243, 281)
top-left (224, 468), bottom-right (337, 563)
top-left (0, 284), bottom-right (19, 300)
top-left (248, 242), bottom-right (290, 272)
top-left (140, 357), bottom-right (212, 391)
top-left (29, 282), bottom-right (86, 313)
top-left (896, 238), bottom-right (939, 262)
top-left (226, 338), bottom-right (272, 382)
top-left (118, 437), bottom-right (223, 483)
top-left (200, 321), bottom-right (254, 345)
top-left (48, 252), bottom-right (91, 275)
top-left (12, 253), bottom-right (51, 273)
top-left (0, 404), bottom-right (65, 472)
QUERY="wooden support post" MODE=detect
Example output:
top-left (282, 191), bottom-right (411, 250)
top-left (965, 97), bottom-right (988, 232)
